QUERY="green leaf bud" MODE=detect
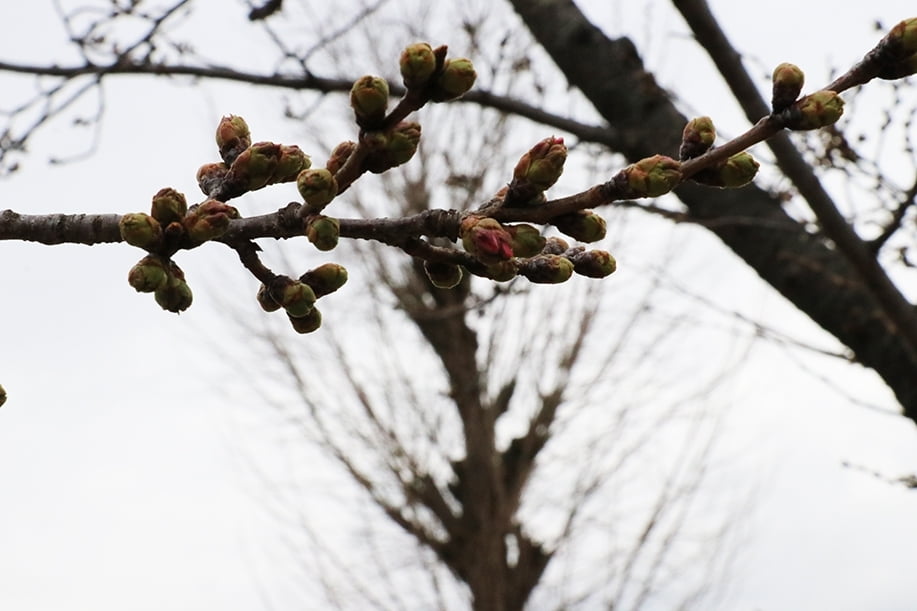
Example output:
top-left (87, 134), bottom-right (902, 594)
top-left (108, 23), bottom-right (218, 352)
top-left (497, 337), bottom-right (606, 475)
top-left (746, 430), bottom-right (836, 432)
top-left (300, 262), bottom-right (348, 298)
top-left (550, 210), bottom-right (607, 243)
top-left (272, 145), bottom-right (311, 183)
top-left (622, 155), bottom-right (683, 198)
top-left (215, 114), bottom-right (252, 165)
top-left (119, 212), bottom-right (163, 250)
top-left (460, 216), bottom-right (514, 264)
top-left (518, 254), bottom-right (574, 284)
top-left (400, 42), bottom-right (437, 89)
top-left (350, 75), bottom-right (390, 127)
top-left (679, 116), bottom-right (716, 160)
top-left (297, 168), bottom-right (338, 211)
top-left (771, 63), bottom-right (805, 113)
top-left (513, 136), bottom-right (567, 192)
top-left (128, 254), bottom-right (170, 293)
top-left (505, 223), bottom-right (545, 259)
top-left (306, 215), bottom-right (340, 251)
top-left (423, 260), bottom-right (463, 289)
top-left (326, 140), bottom-right (357, 176)
top-left (784, 91), bottom-right (844, 130)
top-left (431, 58), bottom-right (477, 101)
top-left (150, 187), bottom-right (188, 225)
top-left (288, 306), bottom-right (322, 334)
top-left (568, 248), bottom-right (617, 278)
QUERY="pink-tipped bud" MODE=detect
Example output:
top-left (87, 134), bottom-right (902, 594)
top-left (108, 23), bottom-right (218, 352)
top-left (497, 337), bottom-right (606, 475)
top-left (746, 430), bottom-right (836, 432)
top-left (350, 75), bottom-right (390, 127)
top-left (326, 140), bottom-right (357, 175)
top-left (196, 162), bottom-right (229, 197)
top-left (423, 260), bottom-right (464, 289)
top-left (297, 169), bottom-right (339, 212)
top-left (550, 210), bottom-right (606, 243)
top-left (784, 91), bottom-right (844, 130)
top-left (518, 254), bottom-right (574, 284)
top-left (431, 58), bottom-right (476, 101)
top-left (513, 136), bottom-right (567, 192)
top-left (679, 116), bottom-right (716, 160)
top-left (400, 42), bottom-right (438, 89)
top-left (272, 145), bottom-right (311, 184)
top-left (771, 63), bottom-right (805, 113)
top-left (119, 213), bottom-right (163, 250)
top-left (622, 155), bottom-right (683, 198)
top-left (505, 223), bottom-right (546, 258)
top-left (460, 216), bottom-right (514, 264)
top-left (305, 215), bottom-right (340, 251)
top-left (300, 263), bottom-right (348, 298)
top-left (183, 199), bottom-right (239, 246)
top-left (215, 115), bottom-right (252, 165)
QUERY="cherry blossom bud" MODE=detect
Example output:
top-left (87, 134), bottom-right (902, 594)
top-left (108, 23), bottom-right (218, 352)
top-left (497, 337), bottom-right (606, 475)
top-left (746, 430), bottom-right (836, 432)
top-left (277, 279), bottom-right (317, 318)
top-left (482, 261), bottom-right (518, 282)
top-left (183, 199), bottom-right (239, 245)
top-left (306, 215), bottom-right (340, 251)
top-left (460, 216), bottom-right (514, 264)
top-left (229, 141), bottom-right (282, 192)
top-left (431, 58), bottom-right (476, 101)
top-left (881, 17), bottom-right (917, 61)
top-left (505, 223), bottom-right (545, 258)
top-left (513, 136), bottom-right (567, 191)
top-left (196, 162), bottom-right (228, 197)
top-left (154, 272), bottom-right (193, 313)
top-left (771, 63), bottom-right (805, 113)
top-left (423, 260), bottom-right (463, 289)
top-left (400, 42), bottom-right (437, 89)
top-left (119, 213), bottom-right (163, 250)
top-left (784, 91), bottom-right (844, 130)
top-left (297, 168), bottom-right (338, 211)
top-left (149, 187), bottom-right (188, 225)
top-left (288, 306), bottom-right (322, 334)
top-left (518, 254), bottom-right (574, 284)
top-left (541, 236), bottom-right (570, 255)
top-left (679, 116), bottom-right (716, 160)
top-left (364, 121), bottom-right (422, 173)
top-left (326, 140), bottom-right (357, 175)
top-left (622, 155), bottom-right (683, 197)
top-left (568, 248), bottom-right (617, 278)
top-left (300, 263), bottom-right (348, 298)
top-left (273, 145), bottom-right (311, 183)
top-left (127, 254), bottom-right (170, 293)
top-left (551, 210), bottom-right (606, 243)
top-left (215, 115), bottom-right (252, 165)
top-left (350, 75), bottom-right (390, 126)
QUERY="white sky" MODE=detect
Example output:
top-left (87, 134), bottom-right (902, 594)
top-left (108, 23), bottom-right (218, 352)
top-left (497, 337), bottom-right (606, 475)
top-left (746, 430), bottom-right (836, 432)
top-left (1, 1), bottom-right (917, 610)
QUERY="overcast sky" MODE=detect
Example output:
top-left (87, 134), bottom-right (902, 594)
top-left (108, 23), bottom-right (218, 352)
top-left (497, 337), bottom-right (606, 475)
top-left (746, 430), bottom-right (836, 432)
top-left (1, 1), bottom-right (917, 610)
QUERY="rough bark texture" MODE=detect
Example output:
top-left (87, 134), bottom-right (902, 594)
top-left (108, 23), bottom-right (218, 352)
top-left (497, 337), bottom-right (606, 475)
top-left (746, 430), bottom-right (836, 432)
top-left (510, 0), bottom-right (917, 417)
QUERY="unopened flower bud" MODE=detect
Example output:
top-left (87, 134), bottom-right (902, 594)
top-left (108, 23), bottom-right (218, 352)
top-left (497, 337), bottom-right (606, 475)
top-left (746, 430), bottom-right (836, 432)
top-left (518, 254), bottom-right (574, 284)
top-left (784, 91), bottom-right (844, 130)
top-left (154, 273), bottom-right (193, 313)
top-left (622, 155), bottom-right (683, 197)
top-left (196, 162), bottom-right (228, 197)
top-left (568, 248), bottom-right (617, 278)
top-left (183, 199), bottom-right (239, 245)
top-left (256, 283), bottom-right (282, 312)
top-left (350, 75), bottom-right (390, 126)
top-left (128, 254), bottom-right (170, 292)
top-left (364, 122), bottom-right (422, 173)
top-left (326, 140), bottom-right (357, 175)
top-left (718, 152), bottom-right (759, 188)
top-left (505, 223), bottom-right (545, 258)
top-left (297, 168), bottom-right (338, 211)
top-left (423, 260), bottom-right (463, 289)
top-left (300, 262), bottom-right (348, 298)
top-left (550, 210), bottom-right (606, 243)
top-left (460, 216), bottom-right (514, 264)
top-left (288, 306), bottom-right (322, 334)
top-left (541, 236), bottom-right (570, 255)
top-left (306, 215), bottom-right (340, 251)
top-left (679, 116), bottom-right (716, 160)
top-left (273, 145), bottom-right (311, 183)
top-left (513, 136), bottom-right (567, 191)
top-left (276, 279), bottom-right (317, 318)
top-left (400, 42), bottom-right (437, 89)
top-left (119, 212), bottom-right (163, 250)
top-left (771, 63), bottom-right (805, 113)
top-left (229, 141), bottom-right (282, 192)
top-left (149, 187), bottom-right (188, 225)
top-left (431, 58), bottom-right (476, 101)
top-left (482, 260), bottom-right (518, 282)
top-left (215, 115), bottom-right (252, 165)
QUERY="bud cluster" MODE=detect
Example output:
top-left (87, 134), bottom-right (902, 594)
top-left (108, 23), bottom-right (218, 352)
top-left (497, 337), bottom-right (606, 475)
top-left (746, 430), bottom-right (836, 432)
top-left (397, 42), bottom-right (476, 101)
top-left (127, 254), bottom-right (192, 313)
top-left (363, 121), bottom-right (422, 174)
top-left (256, 265), bottom-right (349, 334)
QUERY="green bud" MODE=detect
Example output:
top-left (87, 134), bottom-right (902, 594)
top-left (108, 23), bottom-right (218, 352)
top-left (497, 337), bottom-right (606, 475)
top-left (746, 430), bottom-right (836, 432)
top-left (622, 155), bottom-right (683, 198)
top-left (228, 141), bottom-right (282, 192)
top-left (460, 216), bottom-right (514, 264)
top-left (550, 210), bottom-right (606, 243)
top-left (679, 116), bottom-right (716, 160)
top-left (297, 168), bottom-right (338, 211)
top-left (350, 75), bottom-right (390, 126)
top-left (326, 140), bottom-right (357, 175)
top-left (256, 283), bottom-right (282, 312)
top-left (364, 122), bottom-right (422, 173)
top-left (771, 63), bottom-right (805, 113)
top-left (276, 279), bottom-right (317, 318)
top-left (215, 115), bottom-right (252, 165)
top-left (400, 42), bottom-right (437, 89)
top-left (183, 199), bottom-right (239, 245)
top-left (505, 223), bottom-right (545, 259)
top-left (513, 136), bottom-right (567, 191)
top-left (154, 272), bottom-right (193, 313)
top-left (423, 260), bottom-right (463, 289)
top-left (288, 306), bottom-right (322, 334)
top-left (272, 145), bottom-right (311, 183)
top-left (150, 187), bottom-right (188, 225)
top-left (196, 162), bottom-right (228, 197)
top-left (128, 254), bottom-right (170, 293)
top-left (306, 215), bottom-right (340, 251)
top-left (119, 213), bottom-right (163, 250)
top-left (518, 254), bottom-right (574, 284)
top-left (568, 248), bottom-right (617, 278)
top-left (718, 152), bottom-right (759, 188)
top-left (784, 91), bottom-right (844, 130)
top-left (431, 58), bottom-right (477, 101)
top-left (300, 262), bottom-right (348, 298)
